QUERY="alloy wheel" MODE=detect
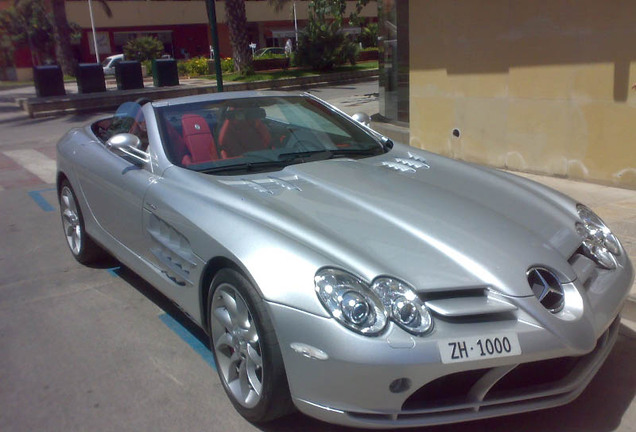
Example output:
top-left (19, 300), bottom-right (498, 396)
top-left (211, 283), bottom-right (264, 408)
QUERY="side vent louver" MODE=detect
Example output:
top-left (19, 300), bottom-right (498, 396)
top-left (219, 175), bottom-right (304, 195)
top-left (147, 214), bottom-right (197, 286)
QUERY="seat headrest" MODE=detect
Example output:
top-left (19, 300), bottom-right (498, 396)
top-left (182, 114), bottom-right (212, 135)
top-left (225, 107), bottom-right (266, 121)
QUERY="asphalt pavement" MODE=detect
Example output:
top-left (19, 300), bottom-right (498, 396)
top-left (0, 80), bottom-right (635, 432)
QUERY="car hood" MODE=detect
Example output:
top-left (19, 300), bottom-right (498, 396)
top-left (213, 145), bottom-right (582, 298)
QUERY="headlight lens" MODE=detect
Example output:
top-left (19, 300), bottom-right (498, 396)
top-left (371, 277), bottom-right (433, 335)
top-left (314, 268), bottom-right (387, 335)
top-left (576, 204), bottom-right (621, 269)
top-left (315, 269), bottom-right (434, 336)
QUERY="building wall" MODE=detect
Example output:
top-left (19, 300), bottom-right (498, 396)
top-left (65, 1), bottom-right (376, 28)
top-left (408, 0), bottom-right (636, 189)
top-left (65, 0), bottom-right (376, 62)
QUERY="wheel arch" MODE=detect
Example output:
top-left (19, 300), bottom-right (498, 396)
top-left (56, 171), bottom-right (69, 196)
top-left (199, 256), bottom-right (245, 333)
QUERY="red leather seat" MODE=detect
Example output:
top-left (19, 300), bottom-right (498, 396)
top-left (164, 121), bottom-right (188, 162)
top-left (181, 114), bottom-right (219, 165)
top-left (218, 107), bottom-right (271, 158)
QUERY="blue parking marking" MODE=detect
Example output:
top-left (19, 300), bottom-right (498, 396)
top-left (159, 313), bottom-right (217, 370)
top-left (28, 187), bottom-right (56, 212)
top-left (106, 267), bottom-right (121, 277)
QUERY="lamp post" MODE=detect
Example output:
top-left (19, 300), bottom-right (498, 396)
top-left (293, 1), bottom-right (298, 46)
top-left (88, 0), bottom-right (100, 63)
top-left (205, 0), bottom-right (223, 92)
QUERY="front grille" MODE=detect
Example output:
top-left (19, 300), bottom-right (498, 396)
top-left (485, 356), bottom-right (578, 399)
top-left (402, 368), bottom-right (490, 410)
top-left (400, 318), bottom-right (617, 413)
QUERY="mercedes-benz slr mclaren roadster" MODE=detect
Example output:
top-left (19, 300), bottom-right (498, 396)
top-left (56, 91), bottom-right (634, 428)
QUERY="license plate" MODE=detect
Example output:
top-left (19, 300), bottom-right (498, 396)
top-left (438, 333), bottom-right (521, 364)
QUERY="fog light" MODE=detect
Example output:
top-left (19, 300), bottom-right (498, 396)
top-left (389, 378), bottom-right (412, 394)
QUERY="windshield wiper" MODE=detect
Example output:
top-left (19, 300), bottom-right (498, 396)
top-left (201, 160), bottom-right (288, 174)
top-left (278, 150), bottom-right (334, 162)
top-left (327, 148), bottom-right (383, 158)
top-left (278, 148), bottom-right (382, 163)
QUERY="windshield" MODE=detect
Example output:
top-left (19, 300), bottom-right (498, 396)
top-left (155, 95), bottom-right (385, 175)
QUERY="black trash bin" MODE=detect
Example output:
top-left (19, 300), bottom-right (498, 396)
top-left (33, 65), bottom-right (66, 97)
top-left (115, 61), bottom-right (144, 90)
top-left (152, 59), bottom-right (179, 87)
top-left (76, 63), bottom-right (106, 94)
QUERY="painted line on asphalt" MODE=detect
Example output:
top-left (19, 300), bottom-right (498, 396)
top-left (3, 149), bottom-right (56, 184)
top-left (106, 267), bottom-right (121, 277)
top-left (28, 187), bottom-right (57, 212)
top-left (159, 313), bottom-right (217, 370)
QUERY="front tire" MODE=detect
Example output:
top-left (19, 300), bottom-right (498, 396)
top-left (208, 268), bottom-right (293, 423)
top-left (59, 180), bottom-right (105, 264)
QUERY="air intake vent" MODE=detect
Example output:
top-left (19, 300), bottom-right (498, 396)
top-left (380, 152), bottom-right (430, 173)
top-left (423, 288), bottom-right (517, 322)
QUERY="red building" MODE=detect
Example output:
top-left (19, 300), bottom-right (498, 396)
top-left (3, 0), bottom-right (376, 80)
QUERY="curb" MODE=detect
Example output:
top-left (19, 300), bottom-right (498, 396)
top-left (17, 69), bottom-right (379, 118)
top-left (623, 296), bottom-right (636, 323)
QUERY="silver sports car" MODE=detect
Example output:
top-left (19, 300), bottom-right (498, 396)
top-left (56, 91), bottom-right (634, 428)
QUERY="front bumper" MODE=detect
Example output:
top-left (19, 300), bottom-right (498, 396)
top-left (265, 256), bottom-right (632, 428)
top-left (292, 317), bottom-right (620, 428)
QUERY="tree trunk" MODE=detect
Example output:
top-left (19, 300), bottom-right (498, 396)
top-left (224, 0), bottom-right (252, 74)
top-left (50, 0), bottom-right (75, 75)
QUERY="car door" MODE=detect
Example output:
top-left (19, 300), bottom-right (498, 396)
top-left (74, 104), bottom-right (155, 253)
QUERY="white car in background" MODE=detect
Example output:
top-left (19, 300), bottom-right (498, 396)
top-left (102, 54), bottom-right (124, 75)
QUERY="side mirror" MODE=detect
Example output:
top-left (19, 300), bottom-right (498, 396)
top-left (351, 112), bottom-right (371, 128)
top-left (106, 133), bottom-right (149, 164)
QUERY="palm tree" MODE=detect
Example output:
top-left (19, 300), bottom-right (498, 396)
top-left (47, 0), bottom-right (112, 75)
top-left (49, 0), bottom-right (75, 74)
top-left (225, 0), bottom-right (252, 74)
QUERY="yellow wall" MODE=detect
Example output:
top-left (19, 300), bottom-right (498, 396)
top-left (66, 1), bottom-right (376, 28)
top-left (409, 0), bottom-right (636, 189)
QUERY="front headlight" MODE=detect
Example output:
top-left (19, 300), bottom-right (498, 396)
top-left (371, 277), bottom-right (433, 335)
top-left (314, 268), bottom-right (387, 335)
top-left (315, 269), bottom-right (434, 336)
top-left (576, 204), bottom-right (621, 269)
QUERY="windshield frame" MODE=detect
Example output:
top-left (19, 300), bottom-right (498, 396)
top-left (154, 95), bottom-right (387, 175)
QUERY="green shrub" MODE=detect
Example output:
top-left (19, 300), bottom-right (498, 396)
top-left (359, 22), bottom-right (378, 48)
top-left (123, 36), bottom-right (164, 62)
top-left (177, 57), bottom-right (209, 77)
top-left (295, 0), bottom-right (360, 71)
top-left (254, 52), bottom-right (286, 60)
top-left (177, 60), bottom-right (189, 77)
top-left (220, 57), bottom-right (234, 73)
top-left (142, 59), bottom-right (152, 76)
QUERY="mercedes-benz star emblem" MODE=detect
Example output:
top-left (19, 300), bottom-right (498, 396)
top-left (527, 267), bottom-right (565, 313)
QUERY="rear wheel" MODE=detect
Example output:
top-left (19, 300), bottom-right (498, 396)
top-left (59, 180), bottom-right (105, 264)
top-left (208, 268), bottom-right (293, 423)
